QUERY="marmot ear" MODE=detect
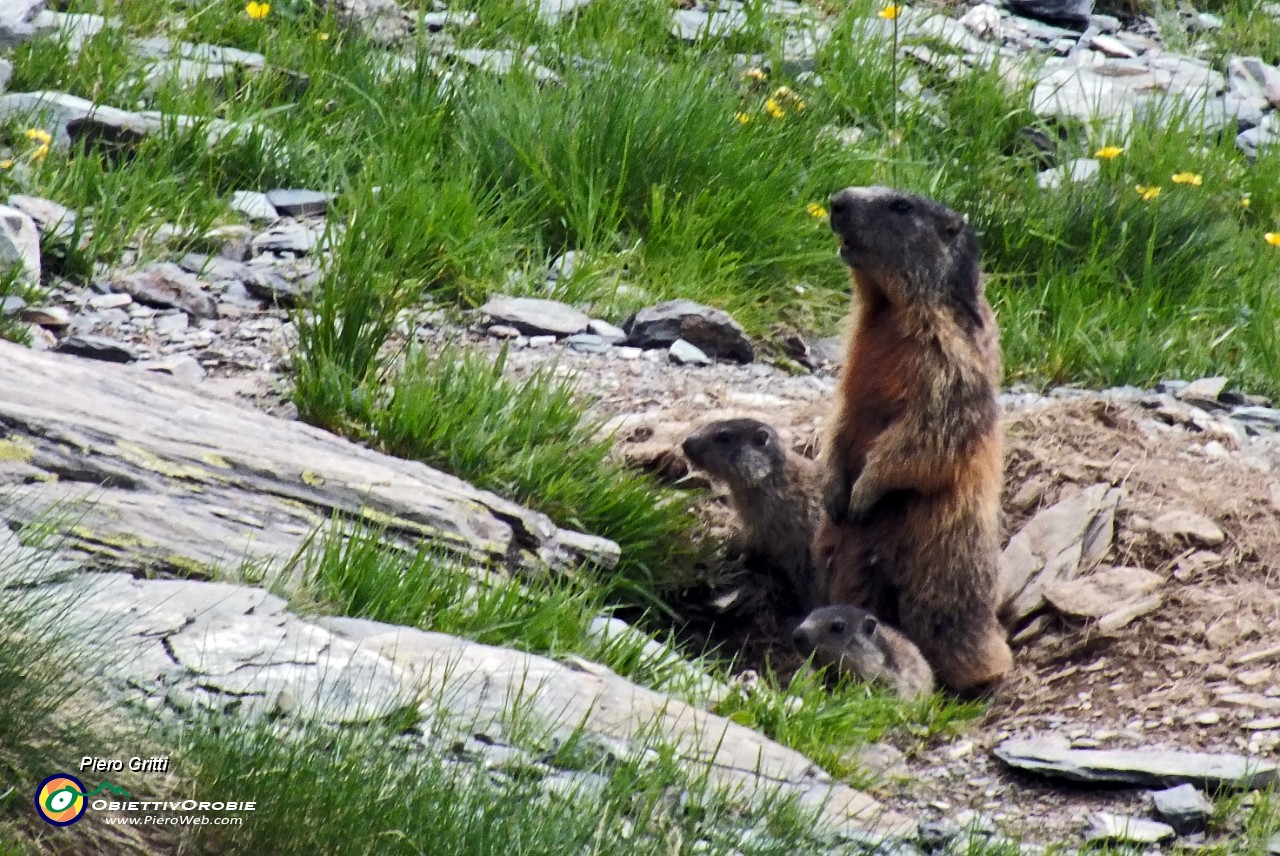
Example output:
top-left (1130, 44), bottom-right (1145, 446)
top-left (861, 615), bottom-right (878, 636)
top-left (943, 212), bottom-right (967, 239)
top-left (752, 427), bottom-right (770, 448)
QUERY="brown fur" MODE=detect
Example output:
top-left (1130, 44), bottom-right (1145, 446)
top-left (817, 185), bottom-right (1012, 692)
top-left (792, 605), bottom-right (935, 700)
top-left (682, 419), bottom-right (824, 611)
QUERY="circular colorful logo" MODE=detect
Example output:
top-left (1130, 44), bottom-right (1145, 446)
top-left (35, 774), bottom-right (87, 826)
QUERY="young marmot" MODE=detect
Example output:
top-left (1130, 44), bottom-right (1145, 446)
top-left (682, 419), bottom-right (824, 611)
top-left (792, 605), bottom-right (935, 700)
top-left (818, 185), bottom-right (1012, 693)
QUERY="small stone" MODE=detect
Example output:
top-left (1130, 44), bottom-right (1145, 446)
top-left (0, 294), bottom-right (25, 315)
top-left (1179, 375), bottom-right (1230, 408)
top-left (1245, 717), bottom-right (1280, 730)
top-left (669, 338), bottom-right (711, 366)
top-left (0, 0), bottom-right (44, 48)
top-left (481, 296), bottom-right (591, 337)
top-left (1090, 34), bottom-right (1136, 58)
top-left (959, 3), bottom-right (1001, 39)
top-left (54, 334), bottom-right (137, 363)
top-left (1036, 157), bottom-right (1100, 189)
top-left (113, 263), bottom-right (217, 319)
top-left (1044, 566), bottom-right (1162, 619)
top-left (1267, 833), bottom-right (1280, 855)
top-left (1152, 784), bottom-right (1212, 834)
top-left (0, 203), bottom-right (41, 281)
top-left (1087, 812), bottom-right (1174, 844)
top-left (88, 293), bottom-right (132, 310)
top-left (546, 250), bottom-right (582, 282)
top-left (230, 190), bottom-right (279, 222)
top-left (527, 334), bottom-right (556, 348)
top-left (1194, 711), bottom-right (1221, 725)
top-left (486, 324), bottom-right (522, 340)
top-left (264, 188), bottom-right (331, 218)
top-left (586, 319), bottom-right (626, 343)
top-left (1151, 510), bottom-right (1226, 547)
top-left (141, 354), bottom-right (205, 382)
top-left (564, 333), bottom-right (608, 353)
top-left (614, 346), bottom-right (641, 360)
top-left (8, 194), bottom-right (75, 241)
top-left (252, 221), bottom-right (324, 256)
top-left (152, 311), bottom-right (189, 335)
top-left (18, 305), bottom-right (70, 328)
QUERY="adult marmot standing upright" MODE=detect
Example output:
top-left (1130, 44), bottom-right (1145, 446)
top-left (818, 185), bottom-right (1012, 693)
top-left (682, 419), bottom-right (824, 612)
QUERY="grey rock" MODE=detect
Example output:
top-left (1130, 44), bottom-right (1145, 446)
top-left (0, 204), bottom-right (40, 282)
top-left (1268, 833), bottom-right (1280, 855)
top-left (534, 0), bottom-right (590, 23)
top-left (1231, 406), bottom-right (1280, 433)
top-left (0, 91), bottom-right (155, 149)
top-left (1237, 124), bottom-right (1280, 160)
top-left (1152, 783), bottom-right (1212, 833)
top-left (1089, 33), bottom-right (1136, 58)
top-left (959, 4), bottom-right (1001, 40)
top-left (87, 293), bottom-right (132, 310)
top-left (265, 188), bottom-right (332, 218)
top-left (181, 253), bottom-right (308, 306)
top-left (546, 250), bottom-right (582, 282)
top-left (141, 354), bottom-right (205, 382)
top-left (32, 10), bottom-right (107, 54)
top-left (0, 58), bottom-right (11, 93)
top-left (1086, 812), bottom-right (1173, 844)
top-left (1178, 375), bottom-right (1228, 408)
top-left (623, 299), bottom-right (754, 363)
top-left (0, 0), bottom-right (45, 47)
top-left (994, 736), bottom-right (1279, 789)
top-left (1150, 54), bottom-right (1226, 97)
top-left (1032, 66), bottom-right (1138, 125)
top-left (486, 324), bottom-right (521, 340)
top-left (1150, 509), bottom-right (1225, 547)
top-left (252, 221), bottom-right (324, 256)
top-left (152, 311), bottom-right (189, 335)
top-left (1001, 483), bottom-right (1123, 622)
top-left (439, 48), bottom-right (561, 85)
top-left (586, 319), bottom-right (626, 343)
top-left (1005, 0), bottom-right (1091, 29)
top-left (8, 194), bottom-right (75, 242)
top-left (229, 190), bottom-right (278, 222)
top-left (670, 6), bottom-right (749, 41)
top-left (527, 334), bottom-right (556, 348)
top-left (1036, 157), bottom-right (1099, 189)
top-left (669, 338), bottom-right (712, 366)
top-left (0, 294), bottom-right (24, 315)
top-left (564, 333), bottom-right (608, 353)
top-left (481, 296), bottom-right (591, 337)
top-left (1229, 57), bottom-right (1280, 109)
top-left (1226, 91), bottom-right (1267, 131)
top-left (113, 263), bottom-right (217, 319)
top-left (18, 305), bottom-right (70, 328)
top-left (54, 334), bottom-right (137, 363)
top-left (1043, 565), bottom-right (1162, 619)
top-left (422, 9), bottom-right (478, 30)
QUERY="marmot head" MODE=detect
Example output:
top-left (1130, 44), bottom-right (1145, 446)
top-left (682, 419), bottom-right (787, 487)
top-left (792, 604), bottom-right (888, 678)
top-left (827, 186), bottom-right (985, 330)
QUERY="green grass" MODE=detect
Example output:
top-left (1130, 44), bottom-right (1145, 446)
top-left (173, 716), bottom-right (842, 856)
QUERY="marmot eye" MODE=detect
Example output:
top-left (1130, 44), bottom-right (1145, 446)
top-left (829, 620), bottom-right (846, 635)
top-left (888, 199), bottom-right (913, 215)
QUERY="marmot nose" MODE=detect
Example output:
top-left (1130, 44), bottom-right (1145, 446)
top-left (792, 627), bottom-right (811, 651)
top-left (681, 436), bottom-right (703, 461)
top-left (828, 189), bottom-right (855, 219)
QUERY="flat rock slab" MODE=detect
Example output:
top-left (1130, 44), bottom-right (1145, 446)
top-left (1086, 812), bottom-right (1174, 844)
top-left (481, 295), bottom-right (591, 337)
top-left (320, 615), bottom-right (915, 842)
top-left (994, 737), bottom-right (1279, 789)
top-left (265, 188), bottom-right (332, 217)
top-left (112, 262), bottom-right (217, 319)
top-left (0, 340), bottom-right (617, 580)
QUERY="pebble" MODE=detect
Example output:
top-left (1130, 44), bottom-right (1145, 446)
top-left (1086, 812), bottom-right (1174, 844)
top-left (88, 293), bottom-right (133, 310)
top-left (669, 338), bottom-right (712, 366)
top-left (19, 306), bottom-right (70, 328)
top-left (564, 333), bottom-right (609, 353)
top-left (264, 188), bottom-right (332, 218)
top-left (230, 190), bottom-right (279, 222)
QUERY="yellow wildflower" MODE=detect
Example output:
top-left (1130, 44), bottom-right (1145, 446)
top-left (1094, 145), bottom-right (1124, 159)
top-left (735, 112), bottom-right (751, 124)
top-left (877, 3), bottom-right (901, 19)
top-left (1171, 172), bottom-right (1202, 186)
top-left (764, 98), bottom-right (785, 119)
top-left (744, 67), bottom-right (767, 81)
top-left (318, 31), bottom-right (330, 40)
top-left (31, 143), bottom-right (48, 161)
top-left (1135, 184), bottom-right (1161, 202)
top-left (1266, 232), bottom-right (1280, 247)
top-left (0, 159), bottom-right (12, 169)
top-left (1241, 195), bottom-right (1251, 209)
top-left (772, 86), bottom-right (793, 100)
top-left (245, 1), bottom-right (270, 20)
top-left (807, 202), bottom-right (827, 219)
top-left (24, 128), bottom-right (52, 145)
